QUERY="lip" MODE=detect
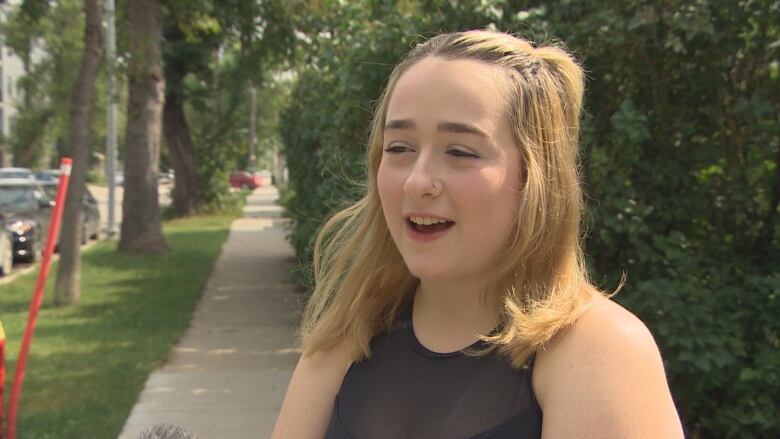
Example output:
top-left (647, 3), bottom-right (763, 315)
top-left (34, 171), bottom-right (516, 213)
top-left (404, 212), bottom-right (455, 242)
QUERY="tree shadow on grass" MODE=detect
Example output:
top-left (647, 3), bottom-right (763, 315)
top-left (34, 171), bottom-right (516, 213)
top-left (2, 223), bottom-right (233, 438)
top-left (5, 279), bottom-right (213, 438)
top-left (10, 332), bottom-right (177, 439)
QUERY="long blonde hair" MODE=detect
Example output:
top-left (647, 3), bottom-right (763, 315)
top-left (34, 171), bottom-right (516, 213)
top-left (300, 30), bottom-right (603, 368)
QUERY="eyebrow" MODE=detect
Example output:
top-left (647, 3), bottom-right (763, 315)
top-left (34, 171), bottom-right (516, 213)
top-left (384, 119), bottom-right (489, 139)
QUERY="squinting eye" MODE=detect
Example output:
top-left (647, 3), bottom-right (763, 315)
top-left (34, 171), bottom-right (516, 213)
top-left (447, 148), bottom-right (480, 158)
top-left (384, 144), bottom-right (413, 154)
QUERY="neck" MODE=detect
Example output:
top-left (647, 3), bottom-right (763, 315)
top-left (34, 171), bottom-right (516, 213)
top-left (412, 277), bottom-right (502, 339)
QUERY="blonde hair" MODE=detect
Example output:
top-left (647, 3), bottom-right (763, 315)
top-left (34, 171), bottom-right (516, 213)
top-left (300, 30), bottom-right (605, 368)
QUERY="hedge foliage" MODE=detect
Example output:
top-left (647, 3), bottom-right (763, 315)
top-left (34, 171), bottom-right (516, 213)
top-left (278, 1), bottom-right (779, 437)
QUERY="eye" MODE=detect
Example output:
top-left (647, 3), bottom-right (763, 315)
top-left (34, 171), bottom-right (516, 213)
top-left (384, 143), bottom-right (414, 154)
top-left (447, 147), bottom-right (480, 158)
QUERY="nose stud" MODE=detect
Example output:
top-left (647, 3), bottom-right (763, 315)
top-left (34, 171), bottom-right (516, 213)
top-left (428, 180), bottom-right (443, 197)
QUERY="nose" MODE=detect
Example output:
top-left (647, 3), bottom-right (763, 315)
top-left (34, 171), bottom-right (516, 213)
top-left (403, 152), bottom-right (442, 199)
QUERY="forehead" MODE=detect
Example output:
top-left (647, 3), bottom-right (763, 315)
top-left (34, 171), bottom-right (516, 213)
top-left (386, 57), bottom-right (509, 129)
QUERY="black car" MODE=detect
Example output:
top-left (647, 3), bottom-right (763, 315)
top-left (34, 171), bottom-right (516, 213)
top-left (0, 179), bottom-right (53, 262)
top-left (39, 182), bottom-right (101, 243)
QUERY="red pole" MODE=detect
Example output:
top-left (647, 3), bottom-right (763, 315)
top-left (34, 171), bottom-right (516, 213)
top-left (0, 321), bottom-right (6, 439)
top-left (6, 158), bottom-right (72, 439)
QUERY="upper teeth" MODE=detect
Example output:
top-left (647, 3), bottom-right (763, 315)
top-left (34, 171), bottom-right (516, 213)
top-left (410, 216), bottom-right (448, 225)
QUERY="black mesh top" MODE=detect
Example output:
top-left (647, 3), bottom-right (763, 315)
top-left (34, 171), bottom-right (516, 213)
top-left (324, 303), bottom-right (543, 439)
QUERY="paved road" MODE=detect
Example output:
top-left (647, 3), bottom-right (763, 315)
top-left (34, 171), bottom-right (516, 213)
top-left (118, 186), bottom-right (302, 438)
top-left (88, 183), bottom-right (172, 235)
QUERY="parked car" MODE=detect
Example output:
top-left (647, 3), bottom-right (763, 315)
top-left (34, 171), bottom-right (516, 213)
top-left (34, 169), bottom-right (61, 183)
top-left (0, 179), bottom-right (53, 262)
top-left (0, 167), bottom-right (35, 180)
top-left (82, 190), bottom-right (100, 241)
top-left (229, 170), bottom-right (262, 190)
top-left (39, 183), bottom-right (101, 244)
top-left (0, 216), bottom-right (14, 275)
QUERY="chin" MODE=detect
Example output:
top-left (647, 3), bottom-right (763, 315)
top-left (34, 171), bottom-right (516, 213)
top-left (404, 263), bottom-right (454, 283)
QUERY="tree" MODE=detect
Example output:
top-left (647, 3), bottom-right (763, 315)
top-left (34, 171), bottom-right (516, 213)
top-left (160, 0), bottom-right (295, 216)
top-left (1, 0), bottom-right (93, 169)
top-left (160, 1), bottom-right (217, 216)
top-left (118, 0), bottom-right (167, 253)
top-left (2, 0), bottom-right (47, 167)
top-left (53, 0), bottom-right (103, 305)
top-left (163, 80), bottom-right (203, 216)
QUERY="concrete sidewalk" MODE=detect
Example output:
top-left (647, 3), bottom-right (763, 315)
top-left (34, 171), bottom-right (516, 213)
top-left (119, 187), bottom-right (302, 438)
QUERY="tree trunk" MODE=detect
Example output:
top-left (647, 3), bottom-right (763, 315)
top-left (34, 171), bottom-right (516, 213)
top-left (249, 84), bottom-right (257, 164)
top-left (118, 0), bottom-right (168, 254)
top-left (163, 90), bottom-right (203, 216)
top-left (754, 129), bottom-right (780, 256)
top-left (54, 0), bottom-right (103, 306)
top-left (212, 46), bottom-right (220, 117)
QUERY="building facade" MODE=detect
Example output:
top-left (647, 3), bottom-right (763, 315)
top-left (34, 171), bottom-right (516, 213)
top-left (0, 0), bottom-right (26, 166)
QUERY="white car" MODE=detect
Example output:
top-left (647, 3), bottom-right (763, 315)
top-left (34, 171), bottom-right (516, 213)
top-left (0, 167), bottom-right (35, 180)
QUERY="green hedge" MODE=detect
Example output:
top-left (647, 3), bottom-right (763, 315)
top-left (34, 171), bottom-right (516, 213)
top-left (279, 2), bottom-right (779, 437)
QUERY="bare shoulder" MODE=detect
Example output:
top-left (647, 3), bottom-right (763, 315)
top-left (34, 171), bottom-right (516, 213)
top-left (537, 295), bottom-right (659, 370)
top-left (534, 295), bottom-right (684, 438)
top-left (271, 342), bottom-right (354, 439)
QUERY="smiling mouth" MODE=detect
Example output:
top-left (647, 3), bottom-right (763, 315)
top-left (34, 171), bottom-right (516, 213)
top-left (406, 218), bottom-right (455, 234)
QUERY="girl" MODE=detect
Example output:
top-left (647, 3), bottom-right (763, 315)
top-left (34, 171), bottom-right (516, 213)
top-left (273, 30), bottom-right (683, 438)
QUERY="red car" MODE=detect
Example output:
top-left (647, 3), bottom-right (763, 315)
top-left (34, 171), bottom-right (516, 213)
top-left (229, 171), bottom-right (262, 189)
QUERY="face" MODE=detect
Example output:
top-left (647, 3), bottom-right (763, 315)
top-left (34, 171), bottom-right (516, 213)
top-left (377, 57), bottom-right (523, 284)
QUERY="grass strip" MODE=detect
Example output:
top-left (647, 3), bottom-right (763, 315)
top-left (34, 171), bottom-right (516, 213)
top-left (0, 213), bottom-right (237, 438)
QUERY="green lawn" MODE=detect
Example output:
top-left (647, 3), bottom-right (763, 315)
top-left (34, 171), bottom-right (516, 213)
top-left (1, 214), bottom-right (237, 438)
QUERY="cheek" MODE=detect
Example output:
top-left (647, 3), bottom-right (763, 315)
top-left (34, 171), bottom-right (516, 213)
top-left (458, 167), bottom-right (521, 232)
top-left (377, 161), bottom-right (402, 220)
top-left (470, 166), bottom-right (516, 201)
